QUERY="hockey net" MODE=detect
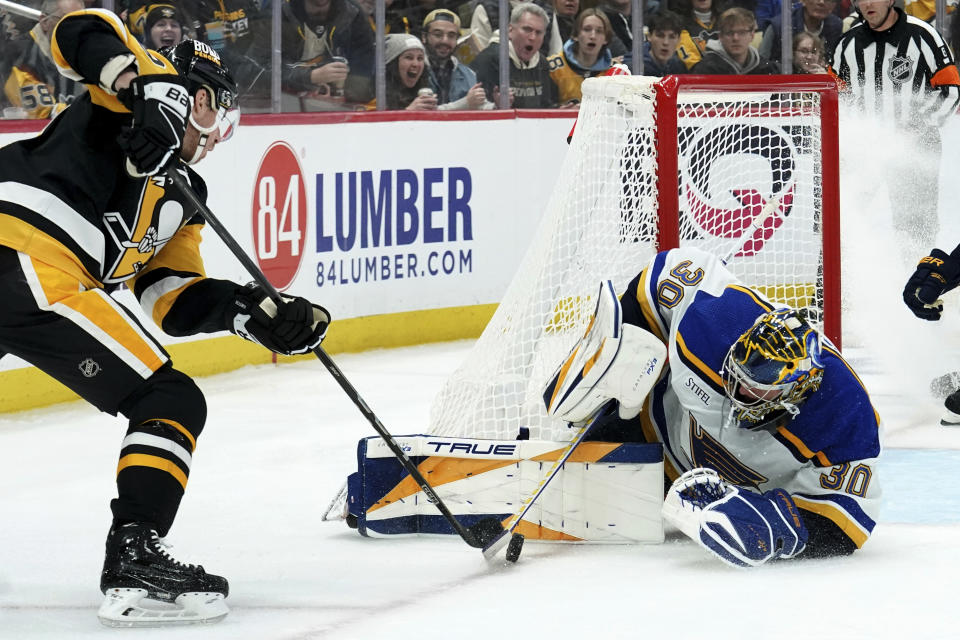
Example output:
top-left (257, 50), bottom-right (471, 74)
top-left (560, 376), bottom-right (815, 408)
top-left (429, 75), bottom-right (840, 444)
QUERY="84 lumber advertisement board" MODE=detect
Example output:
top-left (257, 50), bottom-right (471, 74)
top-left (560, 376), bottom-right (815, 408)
top-left (0, 112), bottom-right (574, 410)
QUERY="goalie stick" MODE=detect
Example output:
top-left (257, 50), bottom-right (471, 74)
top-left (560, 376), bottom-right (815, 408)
top-left (721, 193), bottom-right (785, 265)
top-left (166, 168), bottom-right (506, 551)
top-left (482, 400), bottom-right (617, 563)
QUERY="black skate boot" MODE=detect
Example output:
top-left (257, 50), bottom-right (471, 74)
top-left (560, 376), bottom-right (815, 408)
top-left (98, 522), bottom-right (229, 627)
top-left (942, 389), bottom-right (960, 427)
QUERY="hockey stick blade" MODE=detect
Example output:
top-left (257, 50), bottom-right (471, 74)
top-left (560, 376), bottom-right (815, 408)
top-left (467, 517), bottom-right (508, 548)
top-left (166, 168), bottom-right (502, 553)
top-left (482, 530), bottom-right (525, 562)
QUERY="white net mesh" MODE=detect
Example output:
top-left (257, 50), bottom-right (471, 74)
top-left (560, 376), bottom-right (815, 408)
top-left (429, 75), bottom-right (832, 444)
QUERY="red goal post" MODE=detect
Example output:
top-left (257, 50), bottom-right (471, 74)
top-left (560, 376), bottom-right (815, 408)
top-left (429, 74), bottom-right (841, 444)
top-left (653, 74), bottom-right (840, 346)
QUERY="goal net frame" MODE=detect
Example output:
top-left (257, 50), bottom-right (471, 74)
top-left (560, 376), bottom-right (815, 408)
top-left (429, 74), bottom-right (841, 444)
top-left (652, 75), bottom-right (840, 343)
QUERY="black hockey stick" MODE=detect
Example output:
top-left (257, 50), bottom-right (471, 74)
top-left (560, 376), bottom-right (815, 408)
top-left (166, 167), bottom-right (506, 550)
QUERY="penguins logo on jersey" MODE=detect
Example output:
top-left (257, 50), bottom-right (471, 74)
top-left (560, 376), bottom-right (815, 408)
top-left (888, 56), bottom-right (913, 85)
top-left (102, 176), bottom-right (187, 283)
top-left (679, 123), bottom-right (797, 258)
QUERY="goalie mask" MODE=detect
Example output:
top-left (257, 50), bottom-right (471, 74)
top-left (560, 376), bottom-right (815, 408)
top-left (158, 40), bottom-right (239, 163)
top-left (721, 309), bottom-right (824, 428)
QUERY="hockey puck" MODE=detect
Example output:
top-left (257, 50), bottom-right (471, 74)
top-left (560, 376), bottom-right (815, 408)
top-left (505, 533), bottom-right (524, 563)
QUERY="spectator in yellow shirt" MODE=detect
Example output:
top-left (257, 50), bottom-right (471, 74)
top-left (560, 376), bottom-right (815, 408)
top-left (547, 8), bottom-right (621, 107)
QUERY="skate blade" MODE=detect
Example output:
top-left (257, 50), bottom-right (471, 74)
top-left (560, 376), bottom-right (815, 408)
top-left (98, 588), bottom-right (229, 627)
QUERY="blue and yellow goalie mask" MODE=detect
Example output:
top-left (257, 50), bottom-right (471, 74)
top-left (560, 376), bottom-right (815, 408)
top-left (721, 309), bottom-right (824, 427)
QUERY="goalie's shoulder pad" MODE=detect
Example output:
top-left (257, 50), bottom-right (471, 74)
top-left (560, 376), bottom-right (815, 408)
top-left (544, 280), bottom-right (666, 424)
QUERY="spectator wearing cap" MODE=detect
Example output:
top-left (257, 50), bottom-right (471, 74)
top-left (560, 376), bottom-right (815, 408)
top-left (374, 33), bottom-right (437, 110)
top-left (141, 4), bottom-right (185, 49)
top-left (422, 9), bottom-right (492, 110)
top-left (125, 2), bottom-right (178, 39)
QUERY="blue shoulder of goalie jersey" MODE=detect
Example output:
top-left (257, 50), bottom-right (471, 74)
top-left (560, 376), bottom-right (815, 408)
top-left (622, 247), bottom-right (774, 351)
top-left (772, 345), bottom-right (881, 467)
top-left (623, 247), bottom-right (881, 467)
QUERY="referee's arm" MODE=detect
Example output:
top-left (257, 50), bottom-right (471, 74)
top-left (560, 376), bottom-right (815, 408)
top-left (918, 28), bottom-right (960, 124)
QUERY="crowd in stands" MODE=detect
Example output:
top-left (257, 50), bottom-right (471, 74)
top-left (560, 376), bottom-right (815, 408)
top-left (0, 0), bottom-right (957, 114)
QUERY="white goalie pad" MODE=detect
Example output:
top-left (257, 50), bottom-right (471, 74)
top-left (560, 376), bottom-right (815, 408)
top-left (97, 588), bottom-right (229, 627)
top-left (340, 434), bottom-right (665, 544)
top-left (544, 280), bottom-right (666, 422)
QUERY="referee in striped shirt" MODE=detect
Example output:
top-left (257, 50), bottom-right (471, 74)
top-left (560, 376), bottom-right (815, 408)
top-left (830, 0), bottom-right (960, 261)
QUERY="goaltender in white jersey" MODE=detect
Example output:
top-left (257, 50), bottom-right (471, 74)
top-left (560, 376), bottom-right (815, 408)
top-left (544, 247), bottom-right (881, 567)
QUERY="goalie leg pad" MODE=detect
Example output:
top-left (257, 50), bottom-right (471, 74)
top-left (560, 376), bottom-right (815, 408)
top-left (544, 280), bottom-right (666, 423)
top-left (662, 468), bottom-right (808, 568)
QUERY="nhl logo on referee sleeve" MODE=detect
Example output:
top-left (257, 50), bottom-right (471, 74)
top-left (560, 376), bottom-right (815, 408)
top-left (888, 56), bottom-right (913, 84)
top-left (78, 358), bottom-right (101, 378)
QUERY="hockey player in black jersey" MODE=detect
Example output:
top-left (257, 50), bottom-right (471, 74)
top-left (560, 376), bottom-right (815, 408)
top-left (904, 249), bottom-right (960, 425)
top-left (0, 10), bottom-right (329, 627)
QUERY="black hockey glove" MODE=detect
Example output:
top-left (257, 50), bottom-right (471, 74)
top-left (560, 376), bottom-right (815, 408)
top-left (227, 283), bottom-right (330, 355)
top-left (117, 74), bottom-right (190, 177)
top-left (903, 248), bottom-right (960, 321)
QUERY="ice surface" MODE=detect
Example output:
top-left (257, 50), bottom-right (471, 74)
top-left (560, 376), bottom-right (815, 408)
top-left (1, 341), bottom-right (959, 639)
top-left (5, 108), bottom-right (960, 638)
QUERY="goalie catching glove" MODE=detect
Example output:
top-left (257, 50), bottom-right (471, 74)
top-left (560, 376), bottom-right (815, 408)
top-left (662, 468), bottom-right (808, 568)
top-left (903, 248), bottom-right (960, 321)
top-left (227, 283), bottom-right (330, 355)
top-left (544, 280), bottom-right (666, 423)
top-left (117, 74), bottom-right (190, 177)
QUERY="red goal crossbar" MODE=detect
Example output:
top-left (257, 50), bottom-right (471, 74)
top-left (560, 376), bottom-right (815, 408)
top-left (652, 74), bottom-right (841, 348)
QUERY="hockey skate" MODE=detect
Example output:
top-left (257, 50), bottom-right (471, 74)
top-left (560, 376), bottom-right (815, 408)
top-left (97, 522), bottom-right (229, 627)
top-left (942, 390), bottom-right (960, 427)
